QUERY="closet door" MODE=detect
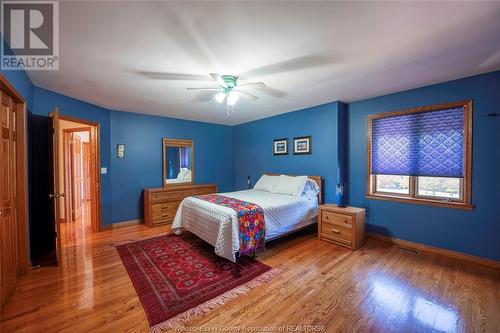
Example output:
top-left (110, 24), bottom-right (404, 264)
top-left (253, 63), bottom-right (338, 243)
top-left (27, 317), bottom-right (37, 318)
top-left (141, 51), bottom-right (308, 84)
top-left (0, 90), bottom-right (19, 307)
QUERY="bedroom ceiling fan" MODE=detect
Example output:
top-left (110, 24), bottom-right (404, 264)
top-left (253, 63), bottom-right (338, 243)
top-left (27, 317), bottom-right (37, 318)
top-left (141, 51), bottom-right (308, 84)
top-left (187, 74), bottom-right (265, 116)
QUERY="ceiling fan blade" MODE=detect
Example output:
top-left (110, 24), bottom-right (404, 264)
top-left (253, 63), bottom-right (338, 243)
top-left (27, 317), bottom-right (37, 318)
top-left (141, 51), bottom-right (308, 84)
top-left (186, 87), bottom-right (221, 91)
top-left (234, 90), bottom-right (258, 101)
top-left (192, 93), bottom-right (216, 103)
top-left (241, 55), bottom-right (332, 78)
top-left (237, 82), bottom-right (266, 89)
top-left (132, 71), bottom-right (211, 81)
top-left (210, 73), bottom-right (228, 88)
top-left (258, 85), bottom-right (287, 98)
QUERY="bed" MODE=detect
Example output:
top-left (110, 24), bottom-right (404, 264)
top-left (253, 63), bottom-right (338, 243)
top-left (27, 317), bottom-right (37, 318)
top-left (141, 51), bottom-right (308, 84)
top-left (172, 174), bottom-right (322, 261)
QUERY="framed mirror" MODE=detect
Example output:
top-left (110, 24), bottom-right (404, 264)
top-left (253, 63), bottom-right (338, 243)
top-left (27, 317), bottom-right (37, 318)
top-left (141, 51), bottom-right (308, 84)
top-left (162, 138), bottom-right (194, 186)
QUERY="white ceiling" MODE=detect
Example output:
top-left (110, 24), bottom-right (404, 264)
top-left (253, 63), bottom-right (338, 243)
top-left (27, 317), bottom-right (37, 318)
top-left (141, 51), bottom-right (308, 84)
top-left (26, 1), bottom-right (500, 125)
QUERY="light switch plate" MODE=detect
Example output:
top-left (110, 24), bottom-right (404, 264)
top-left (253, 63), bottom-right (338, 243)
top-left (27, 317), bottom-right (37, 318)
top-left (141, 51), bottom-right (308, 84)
top-left (101, 167), bottom-right (107, 174)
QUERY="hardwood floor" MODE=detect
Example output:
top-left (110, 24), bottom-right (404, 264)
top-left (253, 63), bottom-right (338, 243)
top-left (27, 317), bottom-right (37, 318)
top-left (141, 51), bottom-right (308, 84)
top-left (1, 224), bottom-right (499, 333)
top-left (60, 201), bottom-right (92, 247)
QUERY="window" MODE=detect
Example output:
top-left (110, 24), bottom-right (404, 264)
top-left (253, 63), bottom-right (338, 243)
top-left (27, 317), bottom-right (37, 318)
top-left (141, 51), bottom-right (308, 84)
top-left (366, 100), bottom-right (473, 209)
top-left (416, 176), bottom-right (461, 199)
top-left (375, 175), bottom-right (409, 195)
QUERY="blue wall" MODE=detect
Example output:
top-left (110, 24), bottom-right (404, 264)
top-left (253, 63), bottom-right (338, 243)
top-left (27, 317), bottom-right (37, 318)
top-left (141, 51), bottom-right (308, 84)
top-left (348, 71), bottom-right (500, 261)
top-left (32, 87), bottom-right (114, 225)
top-left (1, 36), bottom-right (33, 109)
top-left (233, 102), bottom-right (340, 202)
top-left (110, 110), bottom-right (233, 223)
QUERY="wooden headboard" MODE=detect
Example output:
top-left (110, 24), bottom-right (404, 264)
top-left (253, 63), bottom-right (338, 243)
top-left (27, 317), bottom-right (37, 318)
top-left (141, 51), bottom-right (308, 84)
top-left (264, 173), bottom-right (323, 204)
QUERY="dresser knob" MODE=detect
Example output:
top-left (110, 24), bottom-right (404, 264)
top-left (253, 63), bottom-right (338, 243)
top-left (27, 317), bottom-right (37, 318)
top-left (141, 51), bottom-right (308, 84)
top-left (331, 228), bottom-right (340, 234)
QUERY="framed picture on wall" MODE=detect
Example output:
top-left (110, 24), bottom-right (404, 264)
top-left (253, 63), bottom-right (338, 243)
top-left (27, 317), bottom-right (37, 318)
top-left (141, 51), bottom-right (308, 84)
top-left (117, 144), bottom-right (125, 158)
top-left (293, 136), bottom-right (311, 154)
top-left (273, 138), bottom-right (288, 155)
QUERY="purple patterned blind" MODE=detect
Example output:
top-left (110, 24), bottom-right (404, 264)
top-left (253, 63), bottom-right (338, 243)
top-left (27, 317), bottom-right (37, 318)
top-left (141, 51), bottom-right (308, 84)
top-left (371, 107), bottom-right (464, 177)
top-left (180, 147), bottom-right (190, 168)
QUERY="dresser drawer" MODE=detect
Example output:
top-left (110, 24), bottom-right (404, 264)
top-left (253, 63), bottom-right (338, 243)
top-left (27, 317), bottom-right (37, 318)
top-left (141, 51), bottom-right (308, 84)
top-left (151, 217), bottom-right (171, 226)
top-left (152, 187), bottom-right (214, 203)
top-left (322, 211), bottom-right (352, 228)
top-left (188, 188), bottom-right (214, 196)
top-left (152, 190), bottom-right (188, 203)
top-left (152, 202), bottom-right (179, 220)
top-left (321, 220), bottom-right (352, 241)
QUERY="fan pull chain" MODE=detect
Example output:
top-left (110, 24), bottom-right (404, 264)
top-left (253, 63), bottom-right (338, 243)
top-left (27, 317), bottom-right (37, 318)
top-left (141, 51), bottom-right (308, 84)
top-left (226, 104), bottom-right (234, 117)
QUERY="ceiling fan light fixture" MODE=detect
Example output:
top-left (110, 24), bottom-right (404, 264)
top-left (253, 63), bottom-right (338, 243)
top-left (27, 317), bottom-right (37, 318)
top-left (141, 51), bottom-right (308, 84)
top-left (214, 92), bottom-right (226, 103)
top-left (227, 91), bottom-right (239, 106)
top-left (187, 73), bottom-right (263, 114)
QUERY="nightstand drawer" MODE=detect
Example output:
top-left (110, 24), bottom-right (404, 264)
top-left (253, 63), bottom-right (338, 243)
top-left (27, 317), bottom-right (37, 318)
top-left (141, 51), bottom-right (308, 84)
top-left (322, 211), bottom-right (352, 228)
top-left (321, 222), bottom-right (352, 241)
top-left (322, 233), bottom-right (352, 247)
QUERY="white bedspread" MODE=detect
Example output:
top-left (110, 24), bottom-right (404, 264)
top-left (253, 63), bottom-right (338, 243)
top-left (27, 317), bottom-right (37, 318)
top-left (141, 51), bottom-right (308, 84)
top-left (172, 189), bottom-right (318, 262)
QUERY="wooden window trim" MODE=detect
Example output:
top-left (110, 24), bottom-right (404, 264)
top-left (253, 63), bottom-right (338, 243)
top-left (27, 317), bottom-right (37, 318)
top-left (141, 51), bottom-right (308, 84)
top-left (366, 100), bottom-right (474, 210)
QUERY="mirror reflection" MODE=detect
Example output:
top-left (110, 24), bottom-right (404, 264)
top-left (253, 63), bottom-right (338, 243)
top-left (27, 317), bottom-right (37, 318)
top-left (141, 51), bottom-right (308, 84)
top-left (163, 139), bottom-right (194, 185)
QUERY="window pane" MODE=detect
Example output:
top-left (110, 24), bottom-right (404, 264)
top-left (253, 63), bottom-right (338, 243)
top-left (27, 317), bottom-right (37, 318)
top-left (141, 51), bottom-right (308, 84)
top-left (417, 177), bottom-right (461, 199)
top-left (375, 175), bottom-right (410, 195)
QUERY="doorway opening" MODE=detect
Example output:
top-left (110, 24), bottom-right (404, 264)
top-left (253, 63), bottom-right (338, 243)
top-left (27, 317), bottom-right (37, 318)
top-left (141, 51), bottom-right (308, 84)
top-left (58, 117), bottom-right (100, 248)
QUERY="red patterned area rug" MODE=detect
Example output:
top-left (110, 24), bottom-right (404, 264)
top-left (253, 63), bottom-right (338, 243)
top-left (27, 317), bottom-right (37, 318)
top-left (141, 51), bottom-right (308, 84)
top-left (115, 234), bottom-right (280, 332)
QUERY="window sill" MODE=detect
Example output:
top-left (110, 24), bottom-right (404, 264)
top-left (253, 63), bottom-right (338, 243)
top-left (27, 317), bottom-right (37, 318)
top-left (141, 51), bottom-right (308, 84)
top-left (365, 193), bottom-right (474, 210)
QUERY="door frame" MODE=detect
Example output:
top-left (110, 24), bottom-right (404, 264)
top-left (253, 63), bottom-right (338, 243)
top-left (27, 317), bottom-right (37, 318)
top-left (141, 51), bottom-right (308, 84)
top-left (0, 75), bottom-right (29, 275)
top-left (59, 115), bottom-right (101, 232)
top-left (62, 127), bottom-right (91, 224)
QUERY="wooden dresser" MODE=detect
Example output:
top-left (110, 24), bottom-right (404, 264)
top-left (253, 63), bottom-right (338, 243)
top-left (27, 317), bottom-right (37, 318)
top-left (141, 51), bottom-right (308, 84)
top-left (318, 204), bottom-right (365, 250)
top-left (144, 184), bottom-right (217, 227)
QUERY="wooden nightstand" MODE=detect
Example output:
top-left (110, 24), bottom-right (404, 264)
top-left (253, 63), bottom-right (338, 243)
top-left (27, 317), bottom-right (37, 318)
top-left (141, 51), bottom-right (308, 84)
top-left (318, 204), bottom-right (365, 250)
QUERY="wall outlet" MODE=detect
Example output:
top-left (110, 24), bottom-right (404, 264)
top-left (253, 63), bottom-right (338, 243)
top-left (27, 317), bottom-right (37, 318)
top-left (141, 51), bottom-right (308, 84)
top-left (101, 167), bottom-right (107, 174)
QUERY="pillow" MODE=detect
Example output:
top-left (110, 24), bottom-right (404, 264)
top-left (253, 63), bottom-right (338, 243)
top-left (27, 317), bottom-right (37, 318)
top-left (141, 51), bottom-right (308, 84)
top-left (253, 175), bottom-right (280, 192)
top-left (272, 175), bottom-right (308, 196)
top-left (182, 169), bottom-right (192, 181)
top-left (302, 179), bottom-right (320, 198)
top-left (176, 169), bottom-right (188, 180)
